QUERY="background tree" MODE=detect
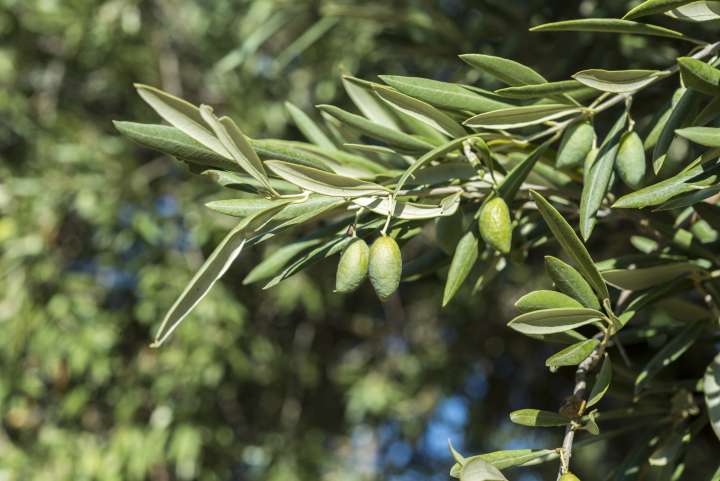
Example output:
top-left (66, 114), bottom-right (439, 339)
top-left (2, 1), bottom-right (720, 481)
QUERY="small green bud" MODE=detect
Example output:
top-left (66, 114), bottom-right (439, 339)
top-left (335, 238), bottom-right (369, 293)
top-left (559, 472), bottom-right (581, 481)
top-left (368, 235), bottom-right (402, 301)
top-left (478, 197), bottom-right (512, 254)
top-left (616, 131), bottom-right (646, 189)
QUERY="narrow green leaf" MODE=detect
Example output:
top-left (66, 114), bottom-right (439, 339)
top-left (704, 352), bottom-right (720, 441)
top-left (353, 192), bottom-right (461, 220)
top-left (460, 457), bottom-right (508, 481)
top-left (495, 80), bottom-right (586, 99)
top-left (199, 106), bottom-right (273, 193)
top-left (587, 355), bottom-right (613, 407)
top-left (285, 101), bottom-right (335, 148)
top-left (666, 1), bottom-right (720, 21)
top-left (134, 84), bottom-right (231, 157)
top-left (546, 339), bottom-right (600, 367)
top-left (515, 290), bottom-right (583, 312)
top-left (529, 18), bottom-right (691, 42)
top-left (653, 88), bottom-right (699, 176)
top-left (243, 239), bottom-right (322, 285)
top-left (546, 256), bottom-right (601, 310)
top-left (152, 202), bottom-right (290, 347)
top-left (113, 121), bottom-right (238, 171)
top-left (342, 75), bottom-right (400, 129)
top-left (678, 57), bottom-right (720, 96)
top-left (466, 449), bottom-right (556, 470)
top-left (374, 85), bottom-right (467, 137)
top-left (635, 320), bottom-right (705, 393)
top-left (602, 262), bottom-right (702, 290)
top-left (573, 69), bottom-right (664, 93)
top-left (459, 54), bottom-right (546, 86)
top-left (507, 307), bottom-right (604, 335)
top-left (379, 75), bottom-right (511, 113)
top-left (443, 230), bottom-right (479, 306)
top-left (509, 409), bottom-right (571, 427)
top-left (579, 113), bottom-right (627, 240)
top-left (676, 126), bottom-right (720, 146)
top-left (464, 104), bottom-right (579, 130)
top-left (266, 160), bottom-right (388, 197)
top-left (318, 104), bottom-right (433, 153)
top-left (624, 0), bottom-right (698, 19)
top-left (531, 191), bottom-right (610, 301)
top-left (206, 195), bottom-right (342, 220)
top-left (496, 140), bottom-right (553, 202)
top-left (202, 170), bottom-right (300, 194)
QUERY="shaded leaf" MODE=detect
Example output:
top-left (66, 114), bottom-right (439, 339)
top-left (705, 352), bottom-right (720, 441)
top-left (531, 191), bottom-right (610, 301)
top-left (495, 80), bottom-right (586, 99)
top-left (285, 101), bottom-right (335, 148)
top-left (678, 57), bottom-right (720, 96)
top-left (602, 262), bottom-right (702, 290)
top-left (460, 457), bottom-right (508, 481)
top-left (587, 355), bottom-right (613, 407)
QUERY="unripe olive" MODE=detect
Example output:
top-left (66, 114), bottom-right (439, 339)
top-left (368, 235), bottom-right (402, 302)
top-left (478, 197), bottom-right (512, 254)
top-left (616, 131), bottom-right (646, 189)
top-left (557, 121), bottom-right (594, 169)
top-left (559, 472), bottom-right (581, 481)
top-left (335, 238), bottom-right (369, 293)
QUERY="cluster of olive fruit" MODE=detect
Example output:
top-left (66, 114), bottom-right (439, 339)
top-left (335, 235), bottom-right (402, 301)
top-left (335, 195), bottom-right (513, 301)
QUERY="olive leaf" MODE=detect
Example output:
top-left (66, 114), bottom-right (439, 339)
top-left (546, 339), bottom-right (600, 368)
top-left (602, 262), bottom-right (703, 291)
top-left (341, 75), bottom-right (400, 130)
top-left (587, 354), bottom-right (612, 407)
top-left (317, 104), bottom-right (433, 153)
top-left (496, 139), bottom-right (553, 202)
top-left (666, 1), bottom-right (720, 21)
top-left (152, 202), bottom-right (291, 347)
top-left (676, 126), bottom-right (720, 146)
top-left (352, 192), bottom-right (461, 220)
top-left (507, 308), bottom-right (605, 335)
top-left (529, 18), bottom-right (691, 42)
top-left (530, 191), bottom-right (610, 301)
top-left (509, 409), bottom-right (571, 427)
top-left (635, 320), bottom-right (705, 393)
top-left (515, 290), bottom-right (583, 312)
top-left (573, 69), bottom-right (664, 93)
top-left (379, 75), bottom-right (511, 113)
top-left (459, 54), bottom-right (546, 86)
top-left (624, 0), bottom-right (698, 20)
top-left (454, 449), bottom-right (556, 475)
top-left (678, 57), bottom-right (720, 96)
top-left (495, 80), bottom-right (585, 99)
top-left (460, 457), bottom-right (508, 481)
top-left (464, 104), bottom-right (579, 130)
top-left (705, 352), bottom-right (720, 441)
top-left (443, 230), bottom-right (479, 306)
top-left (374, 85), bottom-right (467, 137)
top-left (285, 101), bottom-right (335, 149)
top-left (579, 113), bottom-right (627, 240)
top-left (266, 160), bottom-right (389, 197)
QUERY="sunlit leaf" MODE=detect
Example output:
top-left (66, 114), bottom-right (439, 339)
top-left (530, 18), bottom-right (691, 42)
top-left (464, 104), bottom-right (579, 130)
top-left (460, 54), bottom-right (546, 86)
top-left (509, 409), bottom-right (571, 427)
top-left (573, 69), bottom-right (664, 93)
top-left (266, 160), bottom-right (389, 197)
top-left (546, 339), bottom-right (600, 367)
top-left (507, 308), bottom-right (604, 335)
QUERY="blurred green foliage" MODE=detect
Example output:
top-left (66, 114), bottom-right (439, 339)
top-left (3, 1), bottom-right (719, 480)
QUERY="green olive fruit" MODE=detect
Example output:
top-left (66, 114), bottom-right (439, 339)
top-left (557, 121), bottom-right (594, 169)
top-left (368, 235), bottom-right (402, 301)
top-left (335, 238), bottom-right (369, 293)
top-left (616, 131), bottom-right (646, 189)
top-left (478, 197), bottom-right (512, 254)
top-left (559, 472), bottom-right (581, 481)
